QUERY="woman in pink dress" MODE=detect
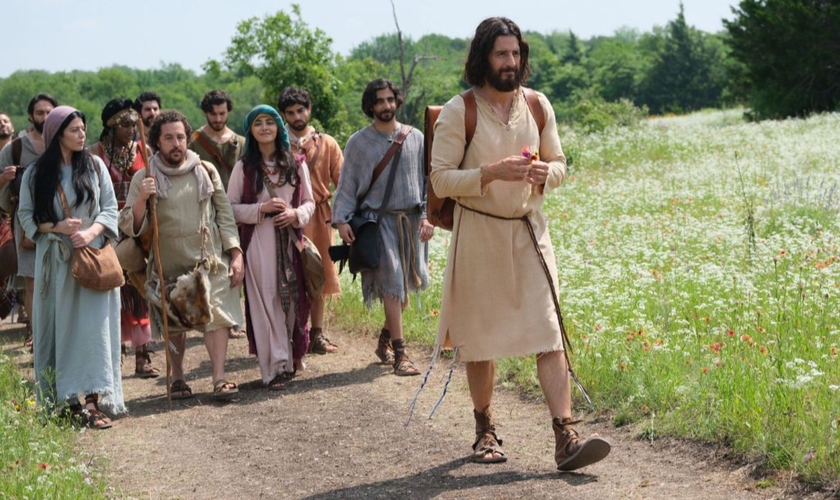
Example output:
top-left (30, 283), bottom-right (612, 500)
top-left (226, 105), bottom-right (315, 390)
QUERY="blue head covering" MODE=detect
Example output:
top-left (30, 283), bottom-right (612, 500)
top-left (242, 104), bottom-right (290, 156)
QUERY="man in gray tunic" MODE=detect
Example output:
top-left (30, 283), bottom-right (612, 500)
top-left (0, 93), bottom-right (58, 345)
top-left (332, 79), bottom-right (434, 376)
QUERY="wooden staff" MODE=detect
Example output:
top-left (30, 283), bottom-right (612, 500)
top-left (136, 119), bottom-right (173, 410)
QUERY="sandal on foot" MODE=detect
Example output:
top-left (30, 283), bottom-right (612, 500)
top-left (309, 328), bottom-right (338, 354)
top-left (374, 329), bottom-right (394, 365)
top-left (472, 406), bottom-right (507, 463)
top-left (393, 356), bottom-right (420, 376)
top-left (228, 327), bottom-right (246, 339)
top-left (170, 379), bottom-right (194, 400)
top-left (135, 348), bottom-right (160, 379)
top-left (85, 408), bottom-right (113, 430)
top-left (553, 417), bottom-right (611, 471)
top-left (267, 375), bottom-right (286, 391)
top-left (211, 379), bottom-right (239, 400)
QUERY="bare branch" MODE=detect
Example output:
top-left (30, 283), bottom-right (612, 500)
top-left (391, 0), bottom-right (407, 87)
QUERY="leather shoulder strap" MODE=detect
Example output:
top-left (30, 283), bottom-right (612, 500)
top-left (11, 138), bottom-right (22, 166)
top-left (461, 90), bottom-right (477, 150)
top-left (192, 130), bottom-right (228, 170)
top-left (523, 88), bottom-right (546, 134)
top-left (370, 126), bottom-right (409, 186)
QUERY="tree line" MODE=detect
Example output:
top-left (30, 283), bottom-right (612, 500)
top-left (0, 2), bottom-right (833, 144)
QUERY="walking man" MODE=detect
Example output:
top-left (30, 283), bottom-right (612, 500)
top-left (332, 79), bottom-right (434, 376)
top-left (120, 110), bottom-right (244, 400)
top-left (429, 17), bottom-right (611, 470)
top-left (279, 87), bottom-right (342, 355)
top-left (189, 89), bottom-right (246, 339)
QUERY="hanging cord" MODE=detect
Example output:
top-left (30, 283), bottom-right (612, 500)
top-left (390, 210), bottom-right (423, 308)
top-left (458, 203), bottom-right (594, 411)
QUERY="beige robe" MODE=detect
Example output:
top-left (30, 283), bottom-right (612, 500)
top-left (119, 161), bottom-right (244, 335)
top-left (430, 88), bottom-right (567, 362)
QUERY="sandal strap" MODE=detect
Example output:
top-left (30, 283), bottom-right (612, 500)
top-left (472, 430), bottom-right (505, 453)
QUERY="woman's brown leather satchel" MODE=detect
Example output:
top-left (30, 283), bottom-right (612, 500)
top-left (57, 184), bottom-right (124, 292)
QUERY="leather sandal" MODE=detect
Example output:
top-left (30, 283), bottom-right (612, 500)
top-left (170, 379), bottom-right (194, 400)
top-left (211, 379), bottom-right (238, 400)
top-left (553, 417), bottom-right (611, 471)
top-left (83, 394), bottom-right (113, 430)
top-left (308, 328), bottom-right (338, 354)
top-left (135, 345), bottom-right (160, 379)
top-left (472, 406), bottom-right (506, 463)
top-left (393, 352), bottom-right (420, 376)
top-left (375, 331), bottom-right (395, 365)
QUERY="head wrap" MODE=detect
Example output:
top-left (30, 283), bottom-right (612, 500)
top-left (43, 106), bottom-right (80, 148)
top-left (242, 104), bottom-right (290, 156)
top-left (100, 98), bottom-right (138, 141)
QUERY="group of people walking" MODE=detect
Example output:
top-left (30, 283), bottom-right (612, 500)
top-left (0, 17), bottom-right (610, 472)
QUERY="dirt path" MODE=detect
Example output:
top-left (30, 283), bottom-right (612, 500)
top-left (0, 318), bottom-right (817, 499)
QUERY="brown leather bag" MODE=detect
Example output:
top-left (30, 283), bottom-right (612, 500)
top-left (57, 182), bottom-right (124, 292)
top-left (424, 88), bottom-right (547, 230)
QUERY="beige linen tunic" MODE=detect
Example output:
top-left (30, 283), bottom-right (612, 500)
top-left (430, 88), bottom-right (567, 362)
top-left (119, 161), bottom-right (244, 336)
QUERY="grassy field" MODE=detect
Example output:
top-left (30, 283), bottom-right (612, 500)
top-left (0, 347), bottom-right (106, 499)
top-left (331, 109), bottom-right (840, 487)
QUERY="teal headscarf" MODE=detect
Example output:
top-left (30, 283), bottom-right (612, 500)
top-left (242, 104), bottom-right (291, 156)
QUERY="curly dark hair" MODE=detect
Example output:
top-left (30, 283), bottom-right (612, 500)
top-left (147, 110), bottom-right (192, 153)
top-left (278, 87), bottom-right (311, 113)
top-left (200, 89), bottom-right (234, 113)
top-left (463, 17), bottom-right (532, 87)
top-left (360, 79), bottom-right (403, 119)
top-left (133, 91), bottom-right (161, 112)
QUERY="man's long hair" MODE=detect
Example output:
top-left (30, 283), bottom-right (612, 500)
top-left (360, 79), bottom-right (404, 119)
top-left (463, 17), bottom-right (532, 87)
top-left (30, 111), bottom-right (96, 223)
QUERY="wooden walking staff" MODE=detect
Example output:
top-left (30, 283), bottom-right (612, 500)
top-left (136, 118), bottom-right (174, 410)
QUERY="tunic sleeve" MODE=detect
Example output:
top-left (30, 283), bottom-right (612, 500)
top-left (429, 96), bottom-right (484, 199)
top-left (118, 169), bottom-right (149, 237)
top-left (0, 143), bottom-right (14, 213)
top-left (226, 160), bottom-right (263, 225)
top-left (293, 161), bottom-right (315, 228)
top-left (17, 167), bottom-right (38, 241)
top-left (327, 136), bottom-right (343, 189)
top-left (207, 162), bottom-right (241, 253)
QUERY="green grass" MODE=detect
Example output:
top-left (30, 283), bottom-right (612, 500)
top-left (0, 347), bottom-right (107, 499)
top-left (329, 110), bottom-right (840, 487)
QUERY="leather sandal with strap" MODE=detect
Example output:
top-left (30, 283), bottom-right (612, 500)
top-left (309, 328), bottom-right (338, 355)
top-left (374, 330), bottom-right (395, 365)
top-left (392, 348), bottom-right (420, 377)
top-left (553, 417), bottom-right (611, 471)
top-left (83, 394), bottom-right (113, 430)
top-left (472, 406), bottom-right (507, 463)
top-left (135, 345), bottom-right (160, 379)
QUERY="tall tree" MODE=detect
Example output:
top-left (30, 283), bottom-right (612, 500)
top-left (724, 0), bottom-right (840, 119)
top-left (206, 4), bottom-right (346, 134)
top-left (638, 3), bottom-right (726, 114)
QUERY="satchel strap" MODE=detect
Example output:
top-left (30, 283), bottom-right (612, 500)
top-left (359, 126), bottom-right (410, 203)
top-left (191, 130), bottom-right (231, 173)
top-left (461, 87), bottom-right (545, 151)
top-left (377, 127), bottom-right (407, 216)
top-left (57, 160), bottom-right (101, 218)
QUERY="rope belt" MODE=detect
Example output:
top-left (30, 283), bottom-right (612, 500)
top-left (457, 202), bottom-right (593, 410)
top-left (385, 209), bottom-right (423, 307)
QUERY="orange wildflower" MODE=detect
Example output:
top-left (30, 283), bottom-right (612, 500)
top-left (709, 342), bottom-right (723, 354)
top-left (36, 462), bottom-right (50, 471)
top-left (758, 345), bottom-right (769, 355)
top-left (740, 334), bottom-right (754, 345)
top-left (701, 367), bottom-right (709, 373)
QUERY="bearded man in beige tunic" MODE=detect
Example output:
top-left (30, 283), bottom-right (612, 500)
top-left (120, 111), bottom-right (245, 401)
top-left (429, 17), bottom-right (611, 471)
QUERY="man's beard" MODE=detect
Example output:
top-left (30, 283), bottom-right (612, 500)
top-left (160, 148), bottom-right (184, 166)
top-left (373, 109), bottom-right (395, 123)
top-left (143, 117), bottom-right (154, 128)
top-left (0, 132), bottom-right (11, 139)
top-left (289, 119), bottom-right (308, 132)
top-left (487, 66), bottom-right (520, 92)
top-left (208, 120), bottom-right (226, 132)
top-left (32, 121), bottom-right (45, 133)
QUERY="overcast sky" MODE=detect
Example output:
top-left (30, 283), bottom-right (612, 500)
top-left (1, 0), bottom-right (738, 78)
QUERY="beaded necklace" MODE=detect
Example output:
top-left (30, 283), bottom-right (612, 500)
top-left (104, 138), bottom-right (136, 176)
top-left (260, 160), bottom-right (288, 189)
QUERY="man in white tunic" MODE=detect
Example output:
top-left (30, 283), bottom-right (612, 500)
top-left (430, 17), bottom-right (611, 470)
